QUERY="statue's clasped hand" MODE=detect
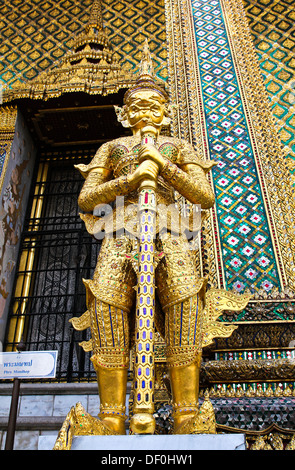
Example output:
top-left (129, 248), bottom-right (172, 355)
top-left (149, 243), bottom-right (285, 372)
top-left (138, 144), bottom-right (166, 171)
top-left (129, 159), bottom-right (159, 188)
top-left (128, 145), bottom-right (169, 188)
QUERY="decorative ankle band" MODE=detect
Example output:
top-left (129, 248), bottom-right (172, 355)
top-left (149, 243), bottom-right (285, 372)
top-left (99, 404), bottom-right (127, 420)
top-left (172, 402), bottom-right (199, 417)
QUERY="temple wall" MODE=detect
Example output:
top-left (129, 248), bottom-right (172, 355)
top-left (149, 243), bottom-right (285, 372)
top-left (0, 383), bottom-right (132, 450)
top-left (0, 111), bottom-right (36, 348)
top-left (0, 0), bottom-right (295, 449)
top-left (165, 0), bottom-right (295, 299)
top-left (0, 0), bottom-right (167, 86)
top-left (243, 0), bottom-right (295, 175)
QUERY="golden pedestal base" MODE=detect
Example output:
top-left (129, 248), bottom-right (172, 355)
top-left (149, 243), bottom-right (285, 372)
top-left (53, 391), bottom-right (216, 450)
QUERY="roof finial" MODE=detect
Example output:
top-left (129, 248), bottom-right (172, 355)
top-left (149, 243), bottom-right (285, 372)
top-left (86, 0), bottom-right (103, 32)
top-left (71, 0), bottom-right (110, 57)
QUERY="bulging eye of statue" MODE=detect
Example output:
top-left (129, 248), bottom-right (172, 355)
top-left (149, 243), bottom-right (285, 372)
top-left (150, 105), bottom-right (161, 115)
top-left (129, 105), bottom-right (138, 116)
top-left (153, 109), bottom-right (163, 118)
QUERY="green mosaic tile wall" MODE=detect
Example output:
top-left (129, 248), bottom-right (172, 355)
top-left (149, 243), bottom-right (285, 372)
top-left (191, 0), bottom-right (281, 294)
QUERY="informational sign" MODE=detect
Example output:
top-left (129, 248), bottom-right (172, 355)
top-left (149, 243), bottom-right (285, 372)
top-left (0, 351), bottom-right (58, 379)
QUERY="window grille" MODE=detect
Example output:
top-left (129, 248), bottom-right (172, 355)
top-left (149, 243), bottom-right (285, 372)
top-left (5, 148), bottom-right (101, 382)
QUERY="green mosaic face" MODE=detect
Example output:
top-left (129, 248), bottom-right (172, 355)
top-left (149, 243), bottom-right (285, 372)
top-left (191, 0), bottom-right (281, 294)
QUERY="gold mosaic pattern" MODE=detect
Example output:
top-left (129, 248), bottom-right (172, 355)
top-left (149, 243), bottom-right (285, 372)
top-left (164, 0), bottom-right (222, 290)
top-left (242, 0), bottom-right (295, 173)
top-left (102, 0), bottom-right (167, 80)
top-left (165, 0), bottom-right (295, 296)
top-left (0, 0), bottom-right (167, 88)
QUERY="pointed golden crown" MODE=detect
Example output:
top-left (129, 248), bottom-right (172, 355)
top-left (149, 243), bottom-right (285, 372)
top-left (123, 39), bottom-right (168, 103)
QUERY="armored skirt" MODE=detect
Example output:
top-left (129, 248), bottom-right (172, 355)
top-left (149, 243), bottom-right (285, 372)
top-left (72, 231), bottom-right (207, 372)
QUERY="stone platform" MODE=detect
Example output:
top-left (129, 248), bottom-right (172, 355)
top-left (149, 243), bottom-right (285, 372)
top-left (38, 433), bottom-right (246, 450)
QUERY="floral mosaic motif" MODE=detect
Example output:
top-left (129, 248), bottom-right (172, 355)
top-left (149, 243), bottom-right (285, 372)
top-left (191, 0), bottom-right (280, 293)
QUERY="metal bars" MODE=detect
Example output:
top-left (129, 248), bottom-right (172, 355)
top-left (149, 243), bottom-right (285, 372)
top-left (5, 148), bottom-right (100, 382)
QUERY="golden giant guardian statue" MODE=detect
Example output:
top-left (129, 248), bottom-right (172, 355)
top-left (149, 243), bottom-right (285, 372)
top-left (66, 41), bottom-right (251, 440)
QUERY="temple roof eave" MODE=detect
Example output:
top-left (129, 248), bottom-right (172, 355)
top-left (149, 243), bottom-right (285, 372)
top-left (2, 69), bottom-right (136, 103)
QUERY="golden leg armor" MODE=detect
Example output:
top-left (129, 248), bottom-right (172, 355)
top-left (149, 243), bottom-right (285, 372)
top-left (169, 358), bottom-right (201, 434)
top-left (89, 298), bottom-right (131, 435)
top-left (164, 294), bottom-right (214, 434)
top-left (92, 360), bottom-right (128, 435)
top-left (70, 235), bottom-right (136, 436)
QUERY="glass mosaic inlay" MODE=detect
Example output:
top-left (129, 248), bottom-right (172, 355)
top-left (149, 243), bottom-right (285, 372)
top-left (191, 0), bottom-right (281, 293)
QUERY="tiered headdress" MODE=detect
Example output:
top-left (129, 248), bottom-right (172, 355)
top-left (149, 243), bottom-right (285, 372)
top-left (123, 39), bottom-right (168, 103)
